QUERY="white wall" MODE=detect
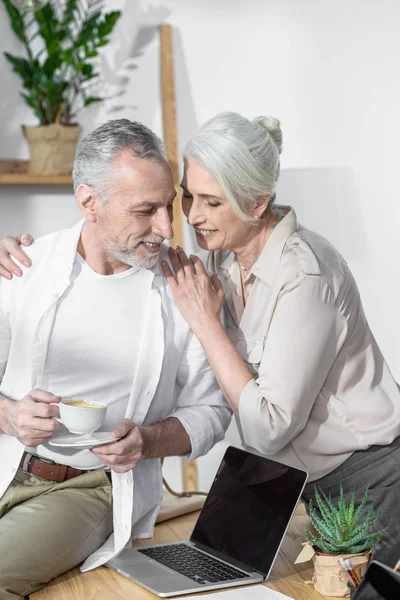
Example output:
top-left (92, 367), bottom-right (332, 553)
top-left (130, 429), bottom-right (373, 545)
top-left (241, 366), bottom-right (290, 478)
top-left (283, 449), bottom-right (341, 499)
top-left (169, 0), bottom-right (400, 378)
top-left (1, 0), bottom-right (400, 490)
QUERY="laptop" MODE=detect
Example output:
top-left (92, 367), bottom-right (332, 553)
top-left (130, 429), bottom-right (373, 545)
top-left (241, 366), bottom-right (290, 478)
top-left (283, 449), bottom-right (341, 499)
top-left (107, 446), bottom-right (308, 597)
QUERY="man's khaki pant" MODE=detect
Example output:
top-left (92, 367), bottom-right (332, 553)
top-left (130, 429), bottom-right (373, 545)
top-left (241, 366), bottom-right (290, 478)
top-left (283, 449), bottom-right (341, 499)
top-left (0, 468), bottom-right (113, 599)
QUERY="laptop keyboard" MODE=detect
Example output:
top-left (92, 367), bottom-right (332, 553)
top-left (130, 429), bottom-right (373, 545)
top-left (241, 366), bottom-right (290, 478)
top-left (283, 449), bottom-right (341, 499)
top-left (138, 543), bottom-right (249, 585)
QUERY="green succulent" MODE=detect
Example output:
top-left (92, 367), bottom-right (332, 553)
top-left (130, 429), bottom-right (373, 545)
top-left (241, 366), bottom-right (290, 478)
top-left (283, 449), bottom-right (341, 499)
top-left (305, 483), bottom-right (389, 554)
top-left (1, 0), bottom-right (121, 124)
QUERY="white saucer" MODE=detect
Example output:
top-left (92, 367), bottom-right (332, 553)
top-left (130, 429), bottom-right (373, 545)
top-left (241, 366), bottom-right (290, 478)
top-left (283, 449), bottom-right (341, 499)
top-left (49, 432), bottom-right (119, 449)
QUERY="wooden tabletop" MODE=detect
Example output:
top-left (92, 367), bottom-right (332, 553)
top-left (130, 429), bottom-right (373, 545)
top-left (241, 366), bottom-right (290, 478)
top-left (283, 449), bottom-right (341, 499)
top-left (30, 506), bottom-right (337, 600)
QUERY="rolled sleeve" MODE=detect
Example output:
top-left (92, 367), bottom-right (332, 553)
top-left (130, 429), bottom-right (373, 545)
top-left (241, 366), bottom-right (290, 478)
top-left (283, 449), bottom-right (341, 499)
top-left (172, 405), bottom-right (231, 460)
top-left (238, 273), bottom-right (346, 455)
top-left (168, 331), bottom-right (232, 460)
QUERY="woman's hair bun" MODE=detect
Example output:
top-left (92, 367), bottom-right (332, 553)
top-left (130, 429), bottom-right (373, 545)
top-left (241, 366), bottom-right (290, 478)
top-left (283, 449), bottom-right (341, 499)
top-left (253, 115), bottom-right (282, 154)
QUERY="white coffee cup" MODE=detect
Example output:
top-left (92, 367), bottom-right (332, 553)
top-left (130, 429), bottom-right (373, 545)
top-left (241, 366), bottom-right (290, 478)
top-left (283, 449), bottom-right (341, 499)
top-left (57, 399), bottom-right (106, 434)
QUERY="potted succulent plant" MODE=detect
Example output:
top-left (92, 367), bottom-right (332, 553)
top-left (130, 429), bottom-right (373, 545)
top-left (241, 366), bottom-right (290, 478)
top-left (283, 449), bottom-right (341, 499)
top-left (304, 484), bottom-right (389, 597)
top-left (1, 0), bottom-right (121, 174)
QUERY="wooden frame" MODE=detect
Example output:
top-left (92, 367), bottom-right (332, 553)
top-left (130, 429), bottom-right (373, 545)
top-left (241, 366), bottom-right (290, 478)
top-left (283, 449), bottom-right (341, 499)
top-left (160, 24), bottom-right (198, 492)
top-left (159, 24), bottom-right (183, 248)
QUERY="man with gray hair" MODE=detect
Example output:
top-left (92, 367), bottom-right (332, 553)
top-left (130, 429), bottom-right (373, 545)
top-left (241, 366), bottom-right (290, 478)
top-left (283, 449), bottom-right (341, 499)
top-left (0, 119), bottom-right (230, 599)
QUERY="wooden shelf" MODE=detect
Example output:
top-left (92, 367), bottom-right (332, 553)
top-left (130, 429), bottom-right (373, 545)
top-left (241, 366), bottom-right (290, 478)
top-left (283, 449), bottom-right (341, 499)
top-left (0, 160), bottom-right (72, 185)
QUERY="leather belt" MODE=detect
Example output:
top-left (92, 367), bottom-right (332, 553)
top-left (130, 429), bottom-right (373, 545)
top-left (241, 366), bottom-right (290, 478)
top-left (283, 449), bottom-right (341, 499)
top-left (19, 451), bottom-right (91, 484)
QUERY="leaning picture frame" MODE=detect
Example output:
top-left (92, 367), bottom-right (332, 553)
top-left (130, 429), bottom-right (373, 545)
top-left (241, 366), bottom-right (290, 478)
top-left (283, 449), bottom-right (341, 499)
top-left (353, 559), bottom-right (400, 599)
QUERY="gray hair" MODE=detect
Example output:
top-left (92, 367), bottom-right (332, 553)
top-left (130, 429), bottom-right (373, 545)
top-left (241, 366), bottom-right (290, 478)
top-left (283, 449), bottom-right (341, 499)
top-left (183, 112), bottom-right (282, 224)
top-left (72, 119), bottom-right (167, 201)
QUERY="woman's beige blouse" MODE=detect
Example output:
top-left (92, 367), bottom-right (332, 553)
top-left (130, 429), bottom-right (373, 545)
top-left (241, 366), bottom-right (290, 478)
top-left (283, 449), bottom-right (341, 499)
top-left (206, 207), bottom-right (400, 481)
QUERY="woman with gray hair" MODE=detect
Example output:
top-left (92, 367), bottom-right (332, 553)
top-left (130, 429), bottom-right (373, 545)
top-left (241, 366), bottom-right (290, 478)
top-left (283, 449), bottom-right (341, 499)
top-left (160, 111), bottom-right (400, 570)
top-left (1, 112), bottom-right (400, 574)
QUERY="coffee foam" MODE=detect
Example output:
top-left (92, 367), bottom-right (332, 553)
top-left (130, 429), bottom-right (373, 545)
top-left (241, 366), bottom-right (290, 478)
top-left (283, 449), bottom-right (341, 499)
top-left (64, 400), bottom-right (104, 409)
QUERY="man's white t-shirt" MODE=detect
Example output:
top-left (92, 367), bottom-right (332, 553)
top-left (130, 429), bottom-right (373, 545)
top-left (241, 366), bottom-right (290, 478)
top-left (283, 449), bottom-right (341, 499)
top-left (35, 253), bottom-right (147, 468)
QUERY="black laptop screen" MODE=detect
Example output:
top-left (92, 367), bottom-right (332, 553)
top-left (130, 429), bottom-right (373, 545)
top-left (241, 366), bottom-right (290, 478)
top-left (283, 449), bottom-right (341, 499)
top-left (191, 446), bottom-right (307, 576)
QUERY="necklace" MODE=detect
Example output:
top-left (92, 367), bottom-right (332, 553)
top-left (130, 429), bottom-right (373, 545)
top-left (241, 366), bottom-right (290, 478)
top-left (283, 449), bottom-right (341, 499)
top-left (240, 263), bottom-right (253, 271)
top-left (238, 211), bottom-right (275, 272)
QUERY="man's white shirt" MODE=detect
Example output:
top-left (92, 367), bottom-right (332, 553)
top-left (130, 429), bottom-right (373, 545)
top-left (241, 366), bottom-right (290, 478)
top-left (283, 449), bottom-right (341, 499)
top-left (37, 253), bottom-right (147, 468)
top-left (0, 220), bottom-right (231, 570)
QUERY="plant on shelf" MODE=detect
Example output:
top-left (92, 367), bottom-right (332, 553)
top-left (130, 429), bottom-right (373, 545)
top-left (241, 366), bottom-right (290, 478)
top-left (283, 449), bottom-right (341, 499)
top-left (1, 0), bottom-right (121, 174)
top-left (304, 484), bottom-right (389, 598)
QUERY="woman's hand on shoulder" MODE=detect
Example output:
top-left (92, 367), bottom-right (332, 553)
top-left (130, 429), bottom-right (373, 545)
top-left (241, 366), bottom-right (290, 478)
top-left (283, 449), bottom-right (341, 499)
top-left (162, 246), bottom-right (225, 333)
top-left (0, 233), bottom-right (33, 280)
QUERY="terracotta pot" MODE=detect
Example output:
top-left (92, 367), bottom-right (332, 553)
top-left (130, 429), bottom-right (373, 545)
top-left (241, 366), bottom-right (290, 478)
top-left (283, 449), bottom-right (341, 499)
top-left (23, 123), bottom-right (82, 175)
top-left (313, 550), bottom-right (371, 597)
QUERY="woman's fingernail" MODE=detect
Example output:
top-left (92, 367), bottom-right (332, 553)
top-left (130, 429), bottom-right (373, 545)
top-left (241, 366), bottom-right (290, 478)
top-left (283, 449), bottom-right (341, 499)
top-left (14, 270), bottom-right (22, 277)
top-left (23, 261), bottom-right (30, 267)
top-left (176, 245), bottom-right (182, 251)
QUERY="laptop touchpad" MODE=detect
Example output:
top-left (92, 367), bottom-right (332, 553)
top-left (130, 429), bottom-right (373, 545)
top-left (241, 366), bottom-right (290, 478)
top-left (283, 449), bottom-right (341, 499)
top-left (147, 576), bottom-right (201, 593)
top-left (134, 563), bottom-right (176, 579)
top-left (111, 558), bottom-right (177, 581)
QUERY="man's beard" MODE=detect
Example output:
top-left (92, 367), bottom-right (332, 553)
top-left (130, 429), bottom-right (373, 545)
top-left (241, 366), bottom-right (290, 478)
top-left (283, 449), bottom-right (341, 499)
top-left (100, 231), bottom-right (164, 269)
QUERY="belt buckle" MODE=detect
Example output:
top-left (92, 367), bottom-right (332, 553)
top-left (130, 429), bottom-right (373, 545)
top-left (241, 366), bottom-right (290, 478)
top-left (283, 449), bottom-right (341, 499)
top-left (22, 453), bottom-right (55, 473)
top-left (22, 452), bottom-right (35, 473)
top-left (35, 456), bottom-right (56, 465)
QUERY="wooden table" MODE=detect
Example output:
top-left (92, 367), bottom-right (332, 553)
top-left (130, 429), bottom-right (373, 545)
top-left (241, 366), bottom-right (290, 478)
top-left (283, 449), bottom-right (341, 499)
top-left (30, 505), bottom-right (337, 600)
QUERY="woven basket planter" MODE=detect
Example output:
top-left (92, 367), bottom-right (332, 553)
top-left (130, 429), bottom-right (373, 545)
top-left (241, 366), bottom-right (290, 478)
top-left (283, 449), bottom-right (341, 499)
top-left (23, 123), bottom-right (82, 175)
top-left (313, 550), bottom-right (371, 597)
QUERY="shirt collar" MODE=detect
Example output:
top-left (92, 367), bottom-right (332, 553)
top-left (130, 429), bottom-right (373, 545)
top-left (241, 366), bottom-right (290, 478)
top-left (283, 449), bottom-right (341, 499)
top-left (219, 206), bottom-right (298, 286)
top-left (150, 243), bottom-right (169, 277)
top-left (51, 219), bottom-right (86, 291)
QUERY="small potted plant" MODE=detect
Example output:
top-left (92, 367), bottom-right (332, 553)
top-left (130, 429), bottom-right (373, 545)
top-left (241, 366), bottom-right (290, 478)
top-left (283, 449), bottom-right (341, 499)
top-left (1, 0), bottom-right (121, 174)
top-left (304, 484), bottom-right (389, 597)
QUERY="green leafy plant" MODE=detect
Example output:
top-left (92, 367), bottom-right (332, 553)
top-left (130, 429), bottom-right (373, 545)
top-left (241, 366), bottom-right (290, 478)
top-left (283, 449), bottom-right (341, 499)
top-left (1, 0), bottom-right (121, 124)
top-left (305, 484), bottom-right (389, 554)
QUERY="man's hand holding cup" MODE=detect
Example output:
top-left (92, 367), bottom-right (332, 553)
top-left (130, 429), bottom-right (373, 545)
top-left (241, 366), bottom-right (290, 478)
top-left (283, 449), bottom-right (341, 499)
top-left (7, 389), bottom-right (61, 446)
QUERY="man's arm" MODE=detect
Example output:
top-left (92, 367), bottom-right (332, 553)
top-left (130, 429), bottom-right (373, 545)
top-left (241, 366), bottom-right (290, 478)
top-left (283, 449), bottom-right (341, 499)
top-left (92, 417), bottom-right (191, 473)
top-left (140, 417), bottom-right (191, 458)
top-left (163, 330), bottom-right (231, 461)
top-left (93, 331), bottom-right (231, 473)
top-left (0, 393), bottom-right (15, 435)
top-left (0, 277), bottom-right (61, 445)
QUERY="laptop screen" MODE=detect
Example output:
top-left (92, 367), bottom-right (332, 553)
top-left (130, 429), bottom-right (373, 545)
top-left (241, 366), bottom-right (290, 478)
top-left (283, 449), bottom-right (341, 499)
top-left (191, 446), bottom-right (308, 576)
